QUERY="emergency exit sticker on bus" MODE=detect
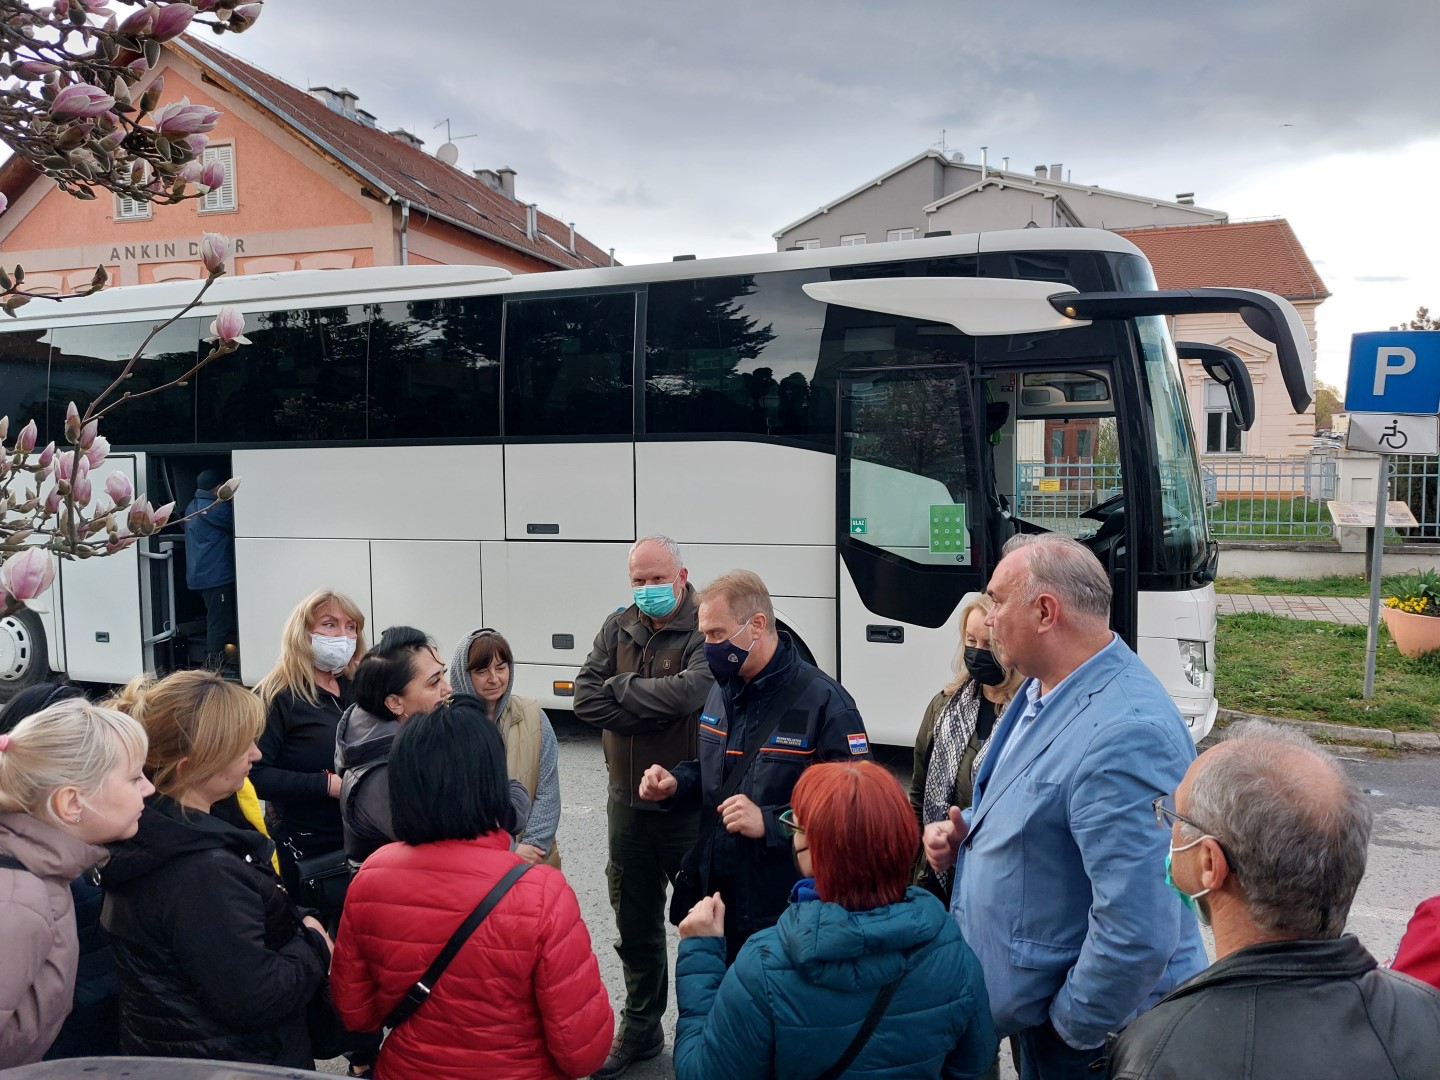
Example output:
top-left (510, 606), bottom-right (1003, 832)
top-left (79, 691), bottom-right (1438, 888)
top-left (929, 505), bottom-right (967, 556)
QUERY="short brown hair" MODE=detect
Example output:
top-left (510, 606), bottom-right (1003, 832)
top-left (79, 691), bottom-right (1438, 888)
top-left (790, 760), bottom-right (917, 911)
top-left (697, 570), bottom-right (774, 628)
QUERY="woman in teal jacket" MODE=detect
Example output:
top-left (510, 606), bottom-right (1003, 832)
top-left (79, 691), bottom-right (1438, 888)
top-left (673, 760), bottom-right (994, 1080)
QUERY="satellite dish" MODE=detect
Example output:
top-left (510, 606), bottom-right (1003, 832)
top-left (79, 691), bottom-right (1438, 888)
top-left (436, 142), bottom-right (460, 166)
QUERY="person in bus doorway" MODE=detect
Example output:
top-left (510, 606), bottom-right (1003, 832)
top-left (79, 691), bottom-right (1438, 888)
top-left (910, 594), bottom-right (1023, 905)
top-left (923, 534), bottom-right (1205, 1080)
top-left (183, 469), bottom-right (238, 673)
top-left (573, 535), bottom-right (712, 1080)
top-left (638, 570), bottom-right (870, 965)
top-left (252, 590), bottom-right (368, 931)
top-left (447, 627), bottom-right (562, 868)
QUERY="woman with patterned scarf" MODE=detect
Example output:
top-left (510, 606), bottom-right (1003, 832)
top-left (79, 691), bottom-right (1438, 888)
top-left (908, 594), bottom-right (1023, 903)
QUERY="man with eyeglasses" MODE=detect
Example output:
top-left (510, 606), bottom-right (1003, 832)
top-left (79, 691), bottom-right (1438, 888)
top-left (1109, 719), bottom-right (1440, 1079)
top-left (924, 534), bottom-right (1205, 1080)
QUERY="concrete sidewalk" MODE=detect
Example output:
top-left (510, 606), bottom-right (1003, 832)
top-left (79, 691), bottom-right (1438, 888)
top-left (1217, 592), bottom-right (1370, 624)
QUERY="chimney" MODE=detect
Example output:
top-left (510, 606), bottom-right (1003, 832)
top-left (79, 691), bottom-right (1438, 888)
top-left (1002, 156), bottom-right (1009, 171)
top-left (1175, 192), bottom-right (1195, 205)
top-left (568, 222), bottom-right (576, 254)
top-left (609, 247), bottom-right (616, 267)
top-left (308, 86), bottom-right (361, 118)
top-left (497, 167), bottom-right (517, 200)
top-left (525, 203), bottom-right (537, 240)
top-left (1049, 163), bottom-right (1062, 181)
top-left (979, 145), bottom-right (988, 181)
top-left (389, 128), bottom-right (424, 149)
top-left (474, 168), bottom-right (501, 190)
top-left (1034, 165), bottom-right (1048, 179)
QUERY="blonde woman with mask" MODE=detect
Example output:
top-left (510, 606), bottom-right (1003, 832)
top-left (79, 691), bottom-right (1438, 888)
top-left (0, 699), bottom-right (151, 1067)
top-left (100, 670), bottom-right (332, 1068)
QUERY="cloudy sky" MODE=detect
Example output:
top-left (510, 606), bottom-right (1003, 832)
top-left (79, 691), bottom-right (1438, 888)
top-left (221, 0), bottom-right (1437, 387)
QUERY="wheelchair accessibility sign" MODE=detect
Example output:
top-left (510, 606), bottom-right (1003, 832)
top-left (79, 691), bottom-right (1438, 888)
top-left (1345, 413), bottom-right (1440, 457)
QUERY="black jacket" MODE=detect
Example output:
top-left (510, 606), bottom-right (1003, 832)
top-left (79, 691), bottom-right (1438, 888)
top-left (42, 874), bottom-right (119, 1059)
top-left (1107, 935), bottom-right (1440, 1080)
top-left (670, 635), bottom-right (869, 950)
top-left (251, 683), bottom-right (350, 854)
top-left (99, 794), bottom-right (329, 1068)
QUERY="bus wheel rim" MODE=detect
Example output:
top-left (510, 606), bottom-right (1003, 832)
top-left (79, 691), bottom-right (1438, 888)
top-left (0, 616), bottom-right (34, 682)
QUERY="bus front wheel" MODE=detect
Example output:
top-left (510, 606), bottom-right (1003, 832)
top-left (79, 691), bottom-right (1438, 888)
top-left (0, 609), bottom-right (49, 703)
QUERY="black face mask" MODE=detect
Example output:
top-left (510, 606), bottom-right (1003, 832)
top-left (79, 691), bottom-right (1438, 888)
top-left (964, 646), bottom-right (1007, 687)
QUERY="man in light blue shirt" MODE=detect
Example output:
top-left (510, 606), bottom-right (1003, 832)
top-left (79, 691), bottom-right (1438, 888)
top-left (925, 533), bottom-right (1205, 1080)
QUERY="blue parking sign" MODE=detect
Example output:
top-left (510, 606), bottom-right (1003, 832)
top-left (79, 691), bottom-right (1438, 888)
top-left (1345, 332), bottom-right (1440, 413)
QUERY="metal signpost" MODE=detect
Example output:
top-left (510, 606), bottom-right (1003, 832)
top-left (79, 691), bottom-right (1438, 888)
top-left (1343, 332), bottom-right (1440, 699)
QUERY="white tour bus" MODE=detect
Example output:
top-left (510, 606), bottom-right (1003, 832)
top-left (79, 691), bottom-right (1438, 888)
top-left (0, 229), bottom-right (1313, 744)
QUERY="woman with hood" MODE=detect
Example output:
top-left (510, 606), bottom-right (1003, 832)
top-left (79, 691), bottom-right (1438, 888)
top-left (0, 698), bottom-right (151, 1068)
top-left (673, 760), bottom-right (995, 1080)
top-left (100, 670), bottom-right (332, 1068)
top-left (449, 627), bottom-right (562, 868)
top-left (252, 589), bottom-right (367, 925)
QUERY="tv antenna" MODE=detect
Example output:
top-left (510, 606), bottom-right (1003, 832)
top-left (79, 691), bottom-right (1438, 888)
top-left (433, 118), bottom-right (477, 165)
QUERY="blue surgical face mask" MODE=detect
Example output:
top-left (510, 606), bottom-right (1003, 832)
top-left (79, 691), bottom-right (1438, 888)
top-left (1165, 834), bottom-right (1212, 918)
top-left (703, 615), bottom-right (757, 684)
top-left (633, 578), bottom-right (679, 619)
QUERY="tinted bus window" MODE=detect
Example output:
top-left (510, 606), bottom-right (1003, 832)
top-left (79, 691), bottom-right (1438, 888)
top-left (0, 329), bottom-right (52, 444)
top-left (645, 270), bottom-right (826, 441)
top-left (504, 292), bottom-right (635, 437)
top-left (49, 319), bottom-right (201, 447)
top-left (369, 296), bottom-right (501, 439)
top-left (197, 306), bottom-right (368, 443)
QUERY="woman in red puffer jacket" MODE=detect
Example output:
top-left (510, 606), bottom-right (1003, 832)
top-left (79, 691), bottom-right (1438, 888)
top-left (331, 696), bottom-right (612, 1080)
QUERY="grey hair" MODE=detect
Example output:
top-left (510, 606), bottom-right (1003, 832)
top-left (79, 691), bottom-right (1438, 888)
top-left (629, 534), bottom-right (684, 571)
top-left (1001, 533), bottom-right (1111, 622)
top-left (1183, 719), bottom-right (1372, 939)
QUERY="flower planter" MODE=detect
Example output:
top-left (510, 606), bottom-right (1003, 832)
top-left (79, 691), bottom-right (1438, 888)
top-left (1381, 606), bottom-right (1440, 658)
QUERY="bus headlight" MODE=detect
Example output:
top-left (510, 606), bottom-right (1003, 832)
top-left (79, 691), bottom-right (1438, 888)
top-left (1179, 639), bottom-right (1208, 689)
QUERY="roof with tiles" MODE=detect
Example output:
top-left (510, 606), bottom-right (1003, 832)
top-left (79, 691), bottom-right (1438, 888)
top-left (1116, 219), bottom-right (1329, 301)
top-left (170, 35), bottom-right (612, 271)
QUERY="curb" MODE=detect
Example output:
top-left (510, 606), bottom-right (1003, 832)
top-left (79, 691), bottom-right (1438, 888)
top-left (1215, 708), bottom-right (1440, 751)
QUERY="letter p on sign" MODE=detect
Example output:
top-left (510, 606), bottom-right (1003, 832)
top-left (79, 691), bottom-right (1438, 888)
top-left (1374, 347), bottom-right (1417, 396)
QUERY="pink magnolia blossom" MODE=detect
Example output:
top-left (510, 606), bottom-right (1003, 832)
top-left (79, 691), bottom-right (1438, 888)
top-left (51, 83), bottom-right (115, 120)
top-left (85, 435), bottom-right (110, 468)
top-left (152, 501), bottom-right (175, 527)
top-left (15, 61), bottom-right (59, 77)
top-left (116, 6), bottom-right (155, 36)
top-left (37, 442), bottom-right (55, 468)
top-left (14, 419), bottom-right (37, 454)
top-left (1, 548), bottom-right (56, 601)
top-left (152, 98), bottom-right (221, 136)
top-left (149, 4), bottom-right (196, 40)
top-left (43, 488), bottom-right (60, 516)
top-left (73, 471), bottom-right (93, 505)
top-left (79, 418), bottom-right (98, 450)
top-left (54, 450), bottom-right (77, 481)
top-left (200, 232), bottom-right (230, 274)
top-left (180, 134), bottom-right (208, 156)
top-left (105, 471), bottom-right (133, 504)
top-left (206, 307), bottom-right (250, 345)
top-left (63, 402), bottom-right (81, 445)
top-left (198, 159), bottom-right (226, 192)
top-left (127, 498), bottom-right (152, 535)
top-left (0, 193), bottom-right (8, 216)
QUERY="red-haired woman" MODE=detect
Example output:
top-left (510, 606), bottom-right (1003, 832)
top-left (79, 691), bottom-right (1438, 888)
top-left (673, 760), bottom-right (995, 1080)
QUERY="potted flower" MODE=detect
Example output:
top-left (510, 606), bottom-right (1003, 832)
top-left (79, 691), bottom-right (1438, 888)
top-left (1382, 569), bottom-right (1440, 658)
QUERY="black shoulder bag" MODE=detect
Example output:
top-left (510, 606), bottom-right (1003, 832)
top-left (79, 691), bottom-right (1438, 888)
top-left (813, 974), bottom-right (904, 1080)
top-left (383, 862), bottom-right (531, 1030)
top-left (668, 667), bottom-right (818, 926)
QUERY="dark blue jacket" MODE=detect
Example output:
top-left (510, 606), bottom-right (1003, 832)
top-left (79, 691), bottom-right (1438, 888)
top-left (670, 635), bottom-right (869, 947)
top-left (183, 491), bottom-right (234, 590)
top-left (675, 886), bottom-right (995, 1080)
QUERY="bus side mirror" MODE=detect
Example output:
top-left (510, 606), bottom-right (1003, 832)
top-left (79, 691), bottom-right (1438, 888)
top-left (1176, 341), bottom-right (1256, 431)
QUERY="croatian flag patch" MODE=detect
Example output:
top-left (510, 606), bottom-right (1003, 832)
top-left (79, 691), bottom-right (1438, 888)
top-left (847, 732), bottom-right (869, 755)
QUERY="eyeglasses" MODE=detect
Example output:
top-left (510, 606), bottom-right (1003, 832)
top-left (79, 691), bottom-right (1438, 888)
top-left (778, 808), bottom-right (804, 837)
top-left (1152, 794), bottom-right (1241, 876)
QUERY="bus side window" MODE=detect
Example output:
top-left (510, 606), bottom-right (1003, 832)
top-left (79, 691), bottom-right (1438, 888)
top-left (504, 293), bottom-right (635, 438)
top-left (369, 297), bottom-right (502, 439)
top-left (0, 328), bottom-right (53, 445)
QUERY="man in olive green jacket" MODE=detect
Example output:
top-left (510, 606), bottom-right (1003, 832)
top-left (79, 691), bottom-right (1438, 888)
top-left (574, 535), bottom-right (712, 1078)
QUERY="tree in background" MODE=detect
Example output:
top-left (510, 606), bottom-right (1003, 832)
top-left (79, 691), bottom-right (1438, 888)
top-left (1313, 382), bottom-right (1342, 431)
top-left (1402, 307), bottom-right (1439, 331)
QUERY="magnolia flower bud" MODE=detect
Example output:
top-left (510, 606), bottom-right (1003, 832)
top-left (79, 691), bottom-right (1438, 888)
top-left (152, 98), bottom-right (221, 136)
top-left (200, 232), bottom-right (230, 275)
top-left (73, 471), bottom-right (92, 505)
top-left (14, 419), bottom-right (36, 454)
top-left (198, 159), bottom-right (225, 193)
top-left (152, 501), bottom-right (175, 527)
top-left (85, 435), bottom-right (109, 468)
top-left (37, 442), bottom-right (55, 467)
top-left (127, 498), bottom-right (151, 535)
top-left (206, 307), bottom-right (249, 345)
top-left (149, 3), bottom-right (195, 40)
top-left (54, 449), bottom-right (76, 481)
top-left (79, 418), bottom-right (97, 450)
top-left (105, 471), bottom-right (133, 505)
top-left (51, 83), bottom-right (115, 120)
top-left (216, 476), bottom-right (242, 500)
top-left (1, 548), bottom-right (56, 601)
top-left (43, 488), bottom-right (60, 516)
top-left (0, 193), bottom-right (7, 216)
top-left (0, 416), bottom-right (8, 442)
top-left (63, 401), bottom-right (81, 445)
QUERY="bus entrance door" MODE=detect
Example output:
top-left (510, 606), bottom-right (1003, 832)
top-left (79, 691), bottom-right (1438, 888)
top-left (836, 366), bottom-right (985, 746)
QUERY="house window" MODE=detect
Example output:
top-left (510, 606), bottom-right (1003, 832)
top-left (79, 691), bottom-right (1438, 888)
top-left (1076, 428), bottom-right (1094, 459)
top-left (200, 144), bottom-right (236, 213)
top-left (886, 228), bottom-right (916, 242)
top-left (114, 192), bottom-right (150, 222)
top-left (1049, 427), bottom-right (1066, 459)
top-left (793, 239), bottom-right (820, 250)
top-left (1204, 381), bottom-right (1243, 453)
top-left (839, 233), bottom-right (866, 247)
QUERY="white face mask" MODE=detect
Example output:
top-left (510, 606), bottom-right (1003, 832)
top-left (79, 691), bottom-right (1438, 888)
top-left (311, 632), bottom-right (356, 674)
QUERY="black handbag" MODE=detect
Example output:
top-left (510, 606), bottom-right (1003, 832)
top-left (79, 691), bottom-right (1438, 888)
top-left (668, 668), bottom-right (817, 927)
top-left (294, 846), bottom-right (352, 916)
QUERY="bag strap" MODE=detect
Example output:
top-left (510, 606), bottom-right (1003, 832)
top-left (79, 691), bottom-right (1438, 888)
top-left (383, 861), bottom-right (530, 1030)
top-left (813, 974), bottom-right (904, 1080)
top-left (0, 853), bottom-right (31, 873)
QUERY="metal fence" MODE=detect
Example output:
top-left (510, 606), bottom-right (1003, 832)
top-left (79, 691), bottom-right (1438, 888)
top-left (1392, 455), bottom-right (1440, 541)
top-left (1016, 461), bottom-right (1123, 537)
